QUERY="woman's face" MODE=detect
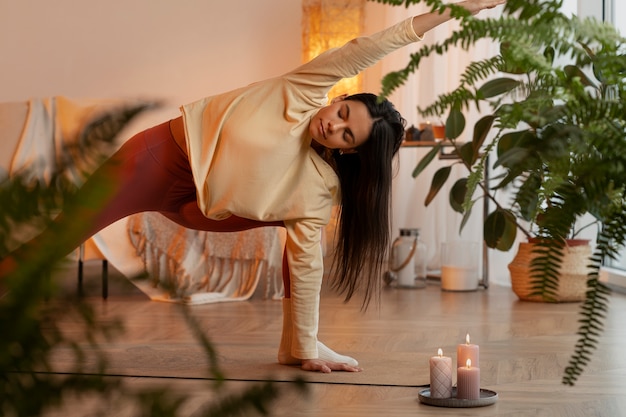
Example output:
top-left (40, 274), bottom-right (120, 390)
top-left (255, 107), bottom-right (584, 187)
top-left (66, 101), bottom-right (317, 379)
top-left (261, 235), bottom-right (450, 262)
top-left (309, 96), bottom-right (374, 152)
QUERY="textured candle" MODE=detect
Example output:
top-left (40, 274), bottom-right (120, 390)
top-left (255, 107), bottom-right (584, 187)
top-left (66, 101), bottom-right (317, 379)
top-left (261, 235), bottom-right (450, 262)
top-left (457, 358), bottom-right (480, 400)
top-left (429, 348), bottom-right (452, 399)
top-left (457, 333), bottom-right (479, 369)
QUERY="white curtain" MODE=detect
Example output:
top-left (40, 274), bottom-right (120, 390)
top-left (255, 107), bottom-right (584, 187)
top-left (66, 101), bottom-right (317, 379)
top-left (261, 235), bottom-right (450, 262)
top-left (379, 3), bottom-right (505, 282)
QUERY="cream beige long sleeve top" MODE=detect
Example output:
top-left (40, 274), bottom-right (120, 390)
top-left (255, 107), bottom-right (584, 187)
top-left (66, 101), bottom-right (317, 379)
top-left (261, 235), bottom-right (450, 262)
top-left (180, 17), bottom-right (421, 359)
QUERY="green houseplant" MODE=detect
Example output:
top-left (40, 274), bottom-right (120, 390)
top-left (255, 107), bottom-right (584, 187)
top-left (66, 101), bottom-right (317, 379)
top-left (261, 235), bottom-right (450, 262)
top-left (375, 0), bottom-right (626, 385)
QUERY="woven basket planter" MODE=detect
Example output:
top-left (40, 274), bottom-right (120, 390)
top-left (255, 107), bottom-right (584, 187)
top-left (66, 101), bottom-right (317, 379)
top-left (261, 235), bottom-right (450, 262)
top-left (508, 240), bottom-right (591, 302)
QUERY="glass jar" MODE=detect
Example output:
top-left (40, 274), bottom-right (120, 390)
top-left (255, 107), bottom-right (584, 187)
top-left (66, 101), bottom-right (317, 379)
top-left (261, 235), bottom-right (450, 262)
top-left (390, 228), bottom-right (427, 288)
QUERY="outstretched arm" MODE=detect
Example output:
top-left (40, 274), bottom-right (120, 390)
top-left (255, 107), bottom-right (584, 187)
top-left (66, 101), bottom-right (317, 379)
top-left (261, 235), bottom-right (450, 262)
top-left (411, 0), bottom-right (506, 37)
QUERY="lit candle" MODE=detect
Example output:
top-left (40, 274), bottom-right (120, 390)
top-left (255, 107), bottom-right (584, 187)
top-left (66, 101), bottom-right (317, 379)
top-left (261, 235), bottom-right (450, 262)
top-left (429, 348), bottom-right (452, 399)
top-left (456, 358), bottom-right (480, 400)
top-left (457, 333), bottom-right (479, 369)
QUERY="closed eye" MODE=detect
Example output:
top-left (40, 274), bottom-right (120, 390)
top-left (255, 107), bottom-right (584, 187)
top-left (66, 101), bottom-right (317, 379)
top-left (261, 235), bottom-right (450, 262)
top-left (344, 130), bottom-right (355, 144)
top-left (341, 104), bottom-right (356, 144)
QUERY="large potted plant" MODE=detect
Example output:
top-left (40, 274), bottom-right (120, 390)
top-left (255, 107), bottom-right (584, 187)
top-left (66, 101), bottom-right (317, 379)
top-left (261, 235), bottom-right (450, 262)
top-left (375, 0), bottom-right (626, 385)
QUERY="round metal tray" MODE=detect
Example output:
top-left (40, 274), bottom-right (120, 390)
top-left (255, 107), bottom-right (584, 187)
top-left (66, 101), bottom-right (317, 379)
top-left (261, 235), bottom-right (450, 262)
top-left (418, 387), bottom-right (498, 408)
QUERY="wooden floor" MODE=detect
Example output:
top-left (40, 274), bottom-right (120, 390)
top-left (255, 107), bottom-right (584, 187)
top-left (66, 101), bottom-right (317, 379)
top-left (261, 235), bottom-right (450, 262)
top-left (39, 262), bottom-right (626, 416)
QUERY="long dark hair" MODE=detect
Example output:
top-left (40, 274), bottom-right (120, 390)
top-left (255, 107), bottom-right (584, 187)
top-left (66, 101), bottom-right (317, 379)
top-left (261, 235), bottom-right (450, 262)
top-left (330, 93), bottom-right (405, 308)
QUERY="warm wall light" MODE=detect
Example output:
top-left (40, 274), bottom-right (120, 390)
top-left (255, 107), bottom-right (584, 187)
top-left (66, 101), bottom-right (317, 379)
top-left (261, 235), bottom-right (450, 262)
top-left (302, 0), bottom-right (364, 97)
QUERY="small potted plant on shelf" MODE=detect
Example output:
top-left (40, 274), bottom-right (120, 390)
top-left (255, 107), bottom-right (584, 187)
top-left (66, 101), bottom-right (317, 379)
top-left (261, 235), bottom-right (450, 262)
top-left (375, 0), bottom-right (626, 385)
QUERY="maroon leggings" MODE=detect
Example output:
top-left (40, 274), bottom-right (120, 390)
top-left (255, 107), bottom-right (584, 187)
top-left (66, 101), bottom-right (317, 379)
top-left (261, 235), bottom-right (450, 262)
top-left (68, 121), bottom-right (291, 294)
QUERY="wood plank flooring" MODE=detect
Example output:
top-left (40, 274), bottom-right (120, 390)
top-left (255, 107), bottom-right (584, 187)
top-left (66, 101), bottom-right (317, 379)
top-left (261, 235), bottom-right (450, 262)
top-left (37, 262), bottom-right (626, 416)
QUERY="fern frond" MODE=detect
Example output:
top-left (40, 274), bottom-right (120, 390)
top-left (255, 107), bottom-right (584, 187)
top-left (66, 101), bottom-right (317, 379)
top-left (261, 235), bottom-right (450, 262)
top-left (513, 171), bottom-right (542, 222)
top-left (528, 240), bottom-right (565, 301)
top-left (460, 56), bottom-right (505, 87)
top-left (529, 183), bottom-right (587, 301)
top-left (562, 201), bottom-right (625, 385)
top-left (380, 15), bottom-right (526, 98)
top-left (418, 87), bottom-right (477, 118)
top-left (562, 225), bottom-right (617, 385)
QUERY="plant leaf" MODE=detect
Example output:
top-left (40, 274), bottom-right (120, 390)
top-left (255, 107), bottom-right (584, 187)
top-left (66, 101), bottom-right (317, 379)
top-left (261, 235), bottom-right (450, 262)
top-left (493, 147), bottom-right (533, 170)
top-left (458, 142), bottom-right (475, 165)
top-left (472, 115), bottom-right (495, 162)
top-left (484, 208), bottom-right (517, 250)
top-left (495, 209), bottom-right (518, 251)
top-left (412, 143), bottom-right (442, 178)
top-left (478, 77), bottom-right (521, 99)
top-left (445, 107), bottom-right (465, 140)
top-left (449, 177), bottom-right (467, 213)
top-left (544, 46), bottom-right (555, 65)
top-left (564, 65), bottom-right (596, 88)
top-left (425, 165), bottom-right (452, 206)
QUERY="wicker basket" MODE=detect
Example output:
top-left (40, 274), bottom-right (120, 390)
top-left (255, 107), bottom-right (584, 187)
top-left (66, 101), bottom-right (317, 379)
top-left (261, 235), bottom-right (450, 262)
top-left (508, 240), bottom-right (591, 302)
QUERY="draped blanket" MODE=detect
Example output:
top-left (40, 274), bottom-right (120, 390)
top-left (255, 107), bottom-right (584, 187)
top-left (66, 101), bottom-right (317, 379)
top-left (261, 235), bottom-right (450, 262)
top-left (127, 213), bottom-right (285, 304)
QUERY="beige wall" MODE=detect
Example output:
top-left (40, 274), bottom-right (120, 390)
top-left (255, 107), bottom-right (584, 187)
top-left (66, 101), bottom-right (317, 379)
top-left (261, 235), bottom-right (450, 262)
top-left (0, 1), bottom-right (400, 130)
top-left (0, 0), bottom-right (301, 129)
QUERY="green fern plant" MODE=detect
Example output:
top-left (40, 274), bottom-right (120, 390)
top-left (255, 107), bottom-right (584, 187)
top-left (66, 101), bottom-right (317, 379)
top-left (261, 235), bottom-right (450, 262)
top-left (374, 0), bottom-right (626, 385)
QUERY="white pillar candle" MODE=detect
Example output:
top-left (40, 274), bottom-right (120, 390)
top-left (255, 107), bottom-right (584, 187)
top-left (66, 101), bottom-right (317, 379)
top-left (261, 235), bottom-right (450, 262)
top-left (441, 265), bottom-right (479, 291)
top-left (457, 333), bottom-right (479, 369)
top-left (429, 348), bottom-right (452, 399)
top-left (456, 358), bottom-right (480, 400)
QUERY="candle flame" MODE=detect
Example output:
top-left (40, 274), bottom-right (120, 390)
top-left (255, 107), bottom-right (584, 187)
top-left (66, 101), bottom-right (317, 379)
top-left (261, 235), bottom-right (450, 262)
top-left (466, 358), bottom-right (472, 368)
top-left (466, 333), bottom-right (471, 345)
top-left (437, 348), bottom-right (443, 357)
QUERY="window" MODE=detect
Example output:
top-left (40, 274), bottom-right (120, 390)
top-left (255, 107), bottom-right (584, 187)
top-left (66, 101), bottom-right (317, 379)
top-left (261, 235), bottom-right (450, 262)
top-left (591, 0), bottom-right (626, 290)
